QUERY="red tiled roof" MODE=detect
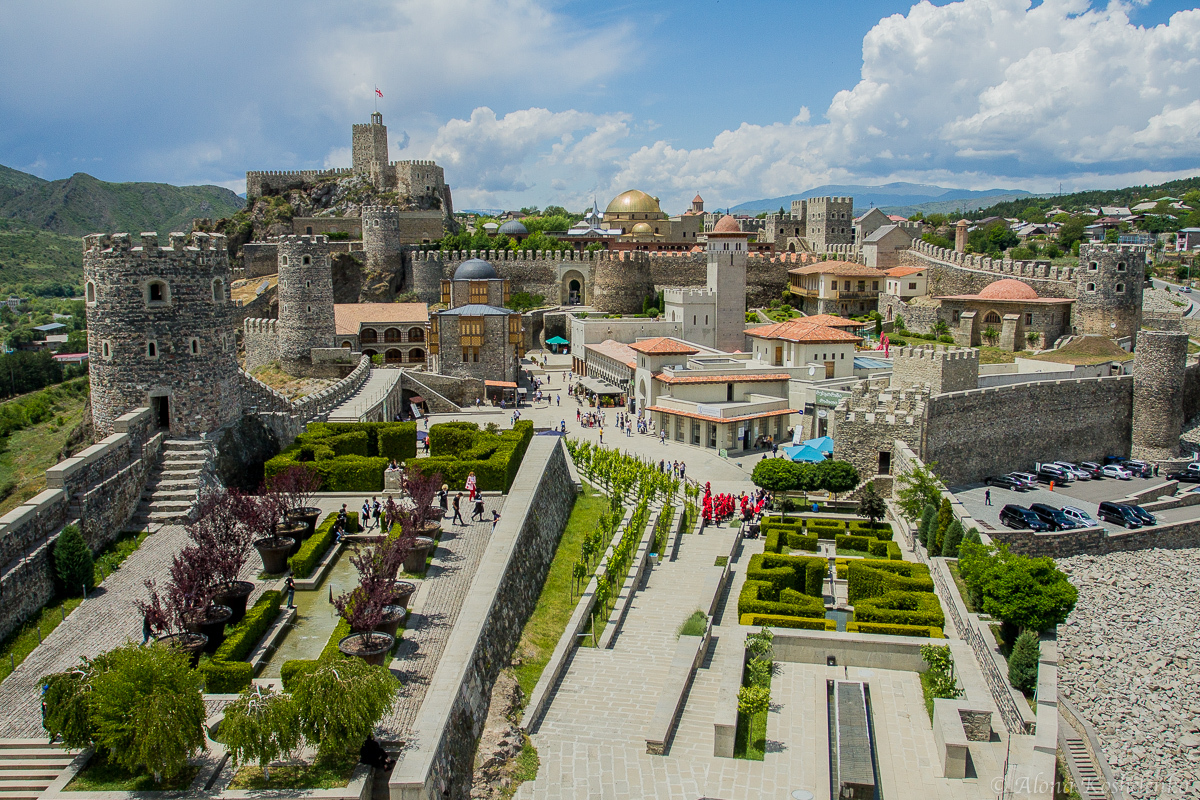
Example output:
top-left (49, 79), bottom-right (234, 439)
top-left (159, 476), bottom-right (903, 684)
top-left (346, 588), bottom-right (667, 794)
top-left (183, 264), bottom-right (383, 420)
top-left (792, 314), bottom-right (864, 329)
top-left (334, 303), bottom-right (429, 335)
top-left (788, 261), bottom-right (886, 278)
top-left (746, 319), bottom-right (864, 344)
top-left (937, 278), bottom-right (1072, 304)
top-left (712, 215), bottom-right (741, 233)
top-left (655, 372), bottom-right (791, 385)
top-left (646, 406), bottom-right (798, 424)
top-left (585, 339), bottom-right (637, 368)
top-left (628, 337), bottom-right (700, 355)
top-left (884, 266), bottom-right (926, 278)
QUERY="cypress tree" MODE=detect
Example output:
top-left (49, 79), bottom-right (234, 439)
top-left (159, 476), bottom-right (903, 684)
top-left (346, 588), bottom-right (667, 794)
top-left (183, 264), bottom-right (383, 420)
top-left (918, 504), bottom-right (937, 547)
top-left (942, 520), bottom-right (964, 558)
top-left (1007, 629), bottom-right (1041, 694)
top-left (53, 524), bottom-right (93, 597)
top-left (962, 527), bottom-right (982, 547)
top-left (934, 497), bottom-right (953, 554)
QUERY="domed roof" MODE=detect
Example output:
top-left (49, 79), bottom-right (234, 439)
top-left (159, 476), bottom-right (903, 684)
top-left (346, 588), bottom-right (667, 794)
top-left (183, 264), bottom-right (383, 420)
top-left (978, 278), bottom-right (1038, 301)
top-left (497, 219), bottom-right (528, 236)
top-left (712, 215), bottom-right (741, 233)
top-left (454, 258), bottom-right (499, 280)
top-left (606, 190), bottom-right (662, 215)
top-left (631, 222), bottom-right (654, 234)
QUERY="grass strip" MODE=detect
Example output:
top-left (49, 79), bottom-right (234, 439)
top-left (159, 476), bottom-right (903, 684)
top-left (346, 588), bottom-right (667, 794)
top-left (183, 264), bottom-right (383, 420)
top-left (946, 560), bottom-right (977, 613)
top-left (0, 596), bottom-right (83, 682)
top-left (65, 752), bottom-right (198, 792)
top-left (228, 755), bottom-right (357, 790)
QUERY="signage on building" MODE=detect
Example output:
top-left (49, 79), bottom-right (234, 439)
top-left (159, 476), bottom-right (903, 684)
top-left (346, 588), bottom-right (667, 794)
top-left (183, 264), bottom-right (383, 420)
top-left (696, 404), bottom-right (722, 418)
top-left (814, 389), bottom-right (848, 407)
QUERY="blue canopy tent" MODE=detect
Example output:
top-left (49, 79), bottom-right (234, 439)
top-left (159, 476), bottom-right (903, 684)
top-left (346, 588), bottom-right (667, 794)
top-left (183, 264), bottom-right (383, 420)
top-left (782, 444), bottom-right (827, 463)
top-left (803, 436), bottom-right (834, 455)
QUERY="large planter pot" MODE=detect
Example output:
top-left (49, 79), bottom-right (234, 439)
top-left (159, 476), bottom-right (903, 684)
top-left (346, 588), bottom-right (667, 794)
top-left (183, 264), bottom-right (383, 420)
top-left (183, 605), bottom-right (233, 654)
top-left (338, 631), bottom-right (395, 667)
top-left (255, 536), bottom-right (295, 575)
top-left (374, 605), bottom-right (408, 640)
top-left (289, 507), bottom-right (321, 539)
top-left (418, 520), bottom-right (442, 539)
top-left (389, 581), bottom-right (417, 610)
top-left (156, 632), bottom-right (208, 668)
top-left (213, 580), bottom-right (255, 625)
top-left (403, 536), bottom-right (436, 574)
top-left (275, 522), bottom-right (308, 557)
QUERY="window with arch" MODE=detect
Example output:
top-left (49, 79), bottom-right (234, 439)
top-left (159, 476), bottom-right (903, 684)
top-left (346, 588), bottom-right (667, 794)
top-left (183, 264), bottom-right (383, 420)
top-left (1116, 283), bottom-right (1125, 294)
top-left (408, 327), bottom-right (424, 342)
top-left (1089, 261), bottom-right (1099, 272)
top-left (146, 280), bottom-right (169, 306)
top-left (86, 281), bottom-right (96, 304)
top-left (360, 328), bottom-right (378, 344)
top-left (1087, 283), bottom-right (1096, 291)
top-left (342, 341), bottom-right (353, 348)
top-left (189, 338), bottom-right (200, 355)
top-left (302, 255), bottom-right (312, 266)
top-left (1117, 262), bottom-right (1126, 272)
top-left (385, 328), bottom-right (402, 343)
top-left (147, 341), bottom-right (158, 359)
top-left (984, 311), bottom-right (1003, 324)
top-left (212, 278), bottom-right (224, 303)
top-left (101, 341), bottom-right (112, 360)
top-left (280, 255), bottom-right (289, 266)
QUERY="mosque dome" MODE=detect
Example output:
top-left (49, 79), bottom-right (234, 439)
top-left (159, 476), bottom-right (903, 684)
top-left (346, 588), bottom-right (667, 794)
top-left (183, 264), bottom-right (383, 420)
top-left (712, 215), bottom-right (741, 233)
top-left (977, 278), bottom-right (1039, 301)
top-left (454, 258), bottom-right (499, 280)
top-left (606, 190), bottom-right (662, 215)
top-left (497, 220), bottom-right (528, 236)
top-left (631, 222), bottom-right (654, 235)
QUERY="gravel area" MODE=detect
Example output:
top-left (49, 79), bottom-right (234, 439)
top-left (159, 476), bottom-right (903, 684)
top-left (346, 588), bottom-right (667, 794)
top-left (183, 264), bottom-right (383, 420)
top-left (1057, 549), bottom-right (1200, 800)
top-left (1142, 286), bottom-right (1189, 315)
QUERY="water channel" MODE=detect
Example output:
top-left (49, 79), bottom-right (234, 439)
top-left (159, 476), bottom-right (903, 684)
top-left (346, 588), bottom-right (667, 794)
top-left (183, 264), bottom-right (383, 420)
top-left (259, 548), bottom-right (360, 677)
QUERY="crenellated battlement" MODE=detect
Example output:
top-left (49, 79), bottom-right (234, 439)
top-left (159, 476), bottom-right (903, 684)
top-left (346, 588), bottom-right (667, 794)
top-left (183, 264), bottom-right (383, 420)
top-left (362, 205), bottom-right (401, 216)
top-left (244, 318), bottom-right (279, 335)
top-left (269, 234), bottom-right (328, 245)
top-left (908, 237), bottom-right (1074, 282)
top-left (894, 344), bottom-right (978, 363)
top-left (83, 231), bottom-right (228, 258)
top-left (246, 168), bottom-right (352, 179)
top-left (392, 160), bottom-right (438, 167)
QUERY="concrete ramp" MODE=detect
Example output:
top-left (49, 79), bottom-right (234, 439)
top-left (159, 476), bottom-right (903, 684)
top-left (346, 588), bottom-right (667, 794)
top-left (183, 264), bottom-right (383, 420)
top-left (327, 369), bottom-right (403, 422)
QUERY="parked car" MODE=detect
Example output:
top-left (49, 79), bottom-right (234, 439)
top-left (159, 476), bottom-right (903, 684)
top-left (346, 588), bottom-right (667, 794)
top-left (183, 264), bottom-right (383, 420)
top-left (1126, 504), bottom-right (1157, 526)
top-left (1124, 459), bottom-right (1153, 478)
top-left (1166, 470), bottom-right (1200, 484)
top-left (1098, 501), bottom-right (1142, 528)
top-left (999, 504), bottom-right (1051, 531)
top-left (1036, 464), bottom-right (1074, 484)
top-left (1103, 455), bottom-right (1128, 465)
top-left (1061, 506), bottom-right (1098, 527)
top-left (985, 474), bottom-right (1025, 491)
top-left (1100, 464), bottom-right (1133, 480)
top-left (1052, 462), bottom-right (1092, 480)
top-left (1078, 462), bottom-right (1104, 478)
top-left (1029, 503), bottom-right (1084, 531)
top-left (1008, 472), bottom-right (1039, 490)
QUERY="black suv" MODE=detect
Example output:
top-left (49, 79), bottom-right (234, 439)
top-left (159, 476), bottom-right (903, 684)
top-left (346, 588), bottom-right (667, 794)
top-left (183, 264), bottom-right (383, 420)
top-left (1126, 505), bottom-right (1157, 526)
top-left (1029, 503), bottom-right (1083, 531)
top-left (1098, 501), bottom-right (1142, 529)
top-left (985, 475), bottom-right (1025, 491)
top-left (999, 504), bottom-right (1050, 531)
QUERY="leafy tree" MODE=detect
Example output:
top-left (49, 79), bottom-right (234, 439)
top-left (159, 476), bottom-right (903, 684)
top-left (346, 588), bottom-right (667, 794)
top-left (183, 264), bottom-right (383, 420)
top-left (745, 626), bottom-right (774, 661)
top-left (737, 685), bottom-right (770, 748)
top-left (895, 460), bottom-right (943, 522)
top-left (542, 205), bottom-right (569, 218)
top-left (920, 643), bottom-right (963, 707)
top-left (958, 543), bottom-right (1078, 633)
top-left (934, 498), bottom-right (953, 554)
top-left (931, 319), bottom-right (950, 337)
top-left (982, 326), bottom-right (1000, 346)
top-left (221, 685), bottom-right (301, 779)
top-left (816, 460), bottom-right (859, 498)
top-left (506, 292), bottom-right (546, 312)
top-left (918, 504), bottom-right (937, 548)
top-left (1008, 629), bottom-right (1041, 694)
top-left (1057, 216), bottom-right (1092, 249)
top-left (925, 213), bottom-right (949, 227)
top-left (941, 519), bottom-right (964, 558)
top-left (858, 487), bottom-right (887, 530)
top-left (53, 523), bottom-right (93, 597)
top-left (291, 657), bottom-right (399, 759)
top-left (751, 458), bottom-right (800, 493)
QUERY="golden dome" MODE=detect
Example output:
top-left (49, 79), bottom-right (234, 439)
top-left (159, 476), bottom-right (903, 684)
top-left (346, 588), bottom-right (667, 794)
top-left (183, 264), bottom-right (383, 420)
top-left (631, 222), bottom-right (654, 234)
top-left (606, 189), bottom-right (662, 215)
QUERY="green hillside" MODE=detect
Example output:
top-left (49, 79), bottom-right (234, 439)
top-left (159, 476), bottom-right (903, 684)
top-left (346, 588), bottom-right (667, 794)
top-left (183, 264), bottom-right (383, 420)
top-left (0, 219), bottom-right (82, 296)
top-left (966, 175), bottom-right (1200, 221)
top-left (0, 168), bottom-right (244, 238)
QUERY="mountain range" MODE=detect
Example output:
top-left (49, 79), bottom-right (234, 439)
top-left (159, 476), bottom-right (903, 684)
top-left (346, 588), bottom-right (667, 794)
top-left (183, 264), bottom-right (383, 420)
top-left (728, 182), bottom-right (1037, 218)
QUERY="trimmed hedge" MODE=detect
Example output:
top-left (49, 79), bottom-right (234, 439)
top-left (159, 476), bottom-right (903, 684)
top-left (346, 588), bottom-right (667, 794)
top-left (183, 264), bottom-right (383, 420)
top-left (740, 613), bottom-right (836, 631)
top-left (265, 421), bottom-right (417, 491)
top-left (407, 420), bottom-right (534, 493)
top-left (847, 560), bottom-right (934, 604)
top-left (737, 553), bottom-right (828, 623)
top-left (835, 534), bottom-right (874, 552)
top-left (846, 621), bottom-right (944, 639)
top-left (787, 531), bottom-right (820, 552)
top-left (199, 590), bottom-right (283, 693)
top-left (854, 590), bottom-right (946, 628)
top-left (289, 512), bottom-right (360, 579)
top-left (868, 540), bottom-right (903, 560)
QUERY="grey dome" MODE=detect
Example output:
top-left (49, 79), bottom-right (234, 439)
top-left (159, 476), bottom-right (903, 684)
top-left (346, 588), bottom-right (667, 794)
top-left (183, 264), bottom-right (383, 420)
top-left (454, 258), bottom-right (499, 280)
top-left (498, 220), bottom-right (528, 236)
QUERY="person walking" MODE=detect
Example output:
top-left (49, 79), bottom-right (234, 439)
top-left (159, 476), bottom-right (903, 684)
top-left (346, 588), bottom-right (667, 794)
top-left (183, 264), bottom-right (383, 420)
top-left (142, 611), bottom-right (152, 645)
top-left (372, 497), bottom-right (382, 529)
top-left (439, 485), bottom-right (449, 516)
top-left (466, 471), bottom-right (478, 501)
top-left (472, 497), bottom-right (485, 521)
top-left (452, 493), bottom-right (465, 526)
top-left (984, 489), bottom-right (992, 506)
top-left (599, 428), bottom-right (603, 445)
top-left (362, 499), bottom-right (372, 530)
top-left (285, 576), bottom-right (296, 609)
top-left (491, 509), bottom-right (501, 531)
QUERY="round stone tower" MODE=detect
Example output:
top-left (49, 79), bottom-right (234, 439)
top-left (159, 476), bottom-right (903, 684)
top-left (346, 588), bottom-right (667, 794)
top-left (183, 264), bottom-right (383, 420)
top-left (411, 250), bottom-right (446, 305)
top-left (361, 205), bottom-right (403, 300)
top-left (1075, 243), bottom-right (1144, 339)
top-left (276, 235), bottom-right (336, 361)
top-left (1131, 329), bottom-right (1189, 461)
top-left (592, 250), bottom-right (654, 314)
top-left (83, 231), bottom-right (239, 439)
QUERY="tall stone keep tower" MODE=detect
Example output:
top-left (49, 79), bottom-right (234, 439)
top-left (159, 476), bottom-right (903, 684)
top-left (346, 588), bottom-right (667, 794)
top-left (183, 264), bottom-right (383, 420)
top-left (352, 112), bottom-right (389, 183)
top-left (1075, 243), bottom-right (1144, 339)
top-left (276, 235), bottom-right (336, 362)
top-left (83, 231), bottom-right (239, 438)
top-left (361, 206), bottom-right (404, 299)
top-left (1131, 329), bottom-right (1188, 461)
top-left (706, 215), bottom-right (748, 352)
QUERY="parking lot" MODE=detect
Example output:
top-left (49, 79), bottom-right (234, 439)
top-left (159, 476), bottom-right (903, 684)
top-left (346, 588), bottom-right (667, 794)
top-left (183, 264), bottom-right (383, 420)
top-left (952, 474), bottom-right (1200, 535)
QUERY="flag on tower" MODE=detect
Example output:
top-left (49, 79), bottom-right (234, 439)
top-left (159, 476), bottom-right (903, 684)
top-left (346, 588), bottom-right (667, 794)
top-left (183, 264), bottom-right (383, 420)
top-left (375, 87), bottom-right (383, 98)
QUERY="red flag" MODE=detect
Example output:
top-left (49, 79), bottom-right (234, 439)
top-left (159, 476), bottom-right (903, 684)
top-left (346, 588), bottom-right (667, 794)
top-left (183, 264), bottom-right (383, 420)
top-left (375, 87), bottom-right (383, 98)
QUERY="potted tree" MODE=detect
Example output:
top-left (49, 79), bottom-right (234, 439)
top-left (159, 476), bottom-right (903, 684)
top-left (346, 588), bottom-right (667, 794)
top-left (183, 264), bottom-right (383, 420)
top-left (169, 546), bottom-right (232, 654)
top-left (334, 545), bottom-right (397, 666)
top-left (403, 469), bottom-right (444, 537)
top-left (138, 563), bottom-right (210, 666)
top-left (394, 511), bottom-right (435, 575)
top-left (270, 466), bottom-right (324, 539)
top-left (192, 490), bottom-right (256, 624)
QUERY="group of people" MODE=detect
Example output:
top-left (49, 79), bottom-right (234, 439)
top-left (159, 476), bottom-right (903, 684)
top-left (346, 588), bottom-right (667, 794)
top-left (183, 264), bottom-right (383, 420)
top-left (439, 471), bottom-right (502, 530)
top-left (577, 408), bottom-right (605, 428)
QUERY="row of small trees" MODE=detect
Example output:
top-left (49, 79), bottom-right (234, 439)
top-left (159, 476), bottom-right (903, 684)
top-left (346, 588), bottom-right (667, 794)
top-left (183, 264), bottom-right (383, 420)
top-left (749, 458), bottom-right (861, 501)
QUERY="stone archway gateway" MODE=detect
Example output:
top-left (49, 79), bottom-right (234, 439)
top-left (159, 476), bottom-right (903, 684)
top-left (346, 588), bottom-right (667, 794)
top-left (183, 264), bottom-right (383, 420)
top-left (562, 269), bottom-right (586, 305)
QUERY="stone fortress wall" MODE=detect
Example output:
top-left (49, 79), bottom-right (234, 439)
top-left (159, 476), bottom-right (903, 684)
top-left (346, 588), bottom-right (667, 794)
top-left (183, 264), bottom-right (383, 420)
top-left (276, 235), bottom-right (337, 361)
top-left (901, 238), bottom-right (1076, 297)
top-left (1131, 330), bottom-right (1188, 461)
top-left (889, 345), bottom-right (979, 395)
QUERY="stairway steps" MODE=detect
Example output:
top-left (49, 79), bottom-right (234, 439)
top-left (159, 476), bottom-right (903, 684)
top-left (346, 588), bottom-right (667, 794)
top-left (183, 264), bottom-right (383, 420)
top-left (0, 769), bottom-right (60, 779)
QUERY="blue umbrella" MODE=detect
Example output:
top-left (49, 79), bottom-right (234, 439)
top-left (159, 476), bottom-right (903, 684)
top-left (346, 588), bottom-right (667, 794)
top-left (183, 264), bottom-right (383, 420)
top-left (783, 444), bottom-right (826, 463)
top-left (803, 436), bottom-right (834, 454)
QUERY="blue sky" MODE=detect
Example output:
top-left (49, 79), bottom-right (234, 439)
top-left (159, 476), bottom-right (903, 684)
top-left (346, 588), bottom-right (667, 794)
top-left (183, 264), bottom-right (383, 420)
top-left (2, 0), bottom-right (1199, 213)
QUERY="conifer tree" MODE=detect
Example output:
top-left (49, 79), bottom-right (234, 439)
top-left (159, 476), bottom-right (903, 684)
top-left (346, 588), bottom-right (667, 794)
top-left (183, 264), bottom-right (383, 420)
top-left (54, 524), bottom-right (93, 597)
top-left (918, 504), bottom-right (937, 548)
top-left (941, 520), bottom-right (964, 558)
top-left (1008, 629), bottom-right (1041, 694)
top-left (934, 498), bottom-right (953, 554)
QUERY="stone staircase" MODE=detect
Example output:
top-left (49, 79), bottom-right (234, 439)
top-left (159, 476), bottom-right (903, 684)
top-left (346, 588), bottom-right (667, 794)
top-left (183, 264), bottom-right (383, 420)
top-left (1062, 734), bottom-right (1108, 800)
top-left (132, 439), bottom-right (211, 526)
top-left (0, 739), bottom-right (77, 800)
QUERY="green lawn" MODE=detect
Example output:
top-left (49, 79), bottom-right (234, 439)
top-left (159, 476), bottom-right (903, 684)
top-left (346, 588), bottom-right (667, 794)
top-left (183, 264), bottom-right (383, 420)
top-left (0, 381), bottom-right (89, 515)
top-left (511, 483), bottom-right (609, 697)
top-left (946, 560), bottom-right (977, 613)
top-left (228, 755), bottom-right (357, 790)
top-left (734, 670), bottom-right (771, 761)
top-left (65, 753), bottom-right (198, 792)
top-left (835, 547), bottom-right (873, 559)
top-left (0, 596), bottom-right (82, 682)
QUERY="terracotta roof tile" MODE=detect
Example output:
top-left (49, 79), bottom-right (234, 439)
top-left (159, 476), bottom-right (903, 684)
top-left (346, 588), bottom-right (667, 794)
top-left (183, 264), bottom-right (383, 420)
top-left (628, 337), bottom-right (700, 355)
top-left (746, 319), bottom-right (864, 344)
top-left (334, 303), bottom-right (429, 335)
top-left (792, 314), bottom-right (864, 329)
top-left (645, 406), bottom-right (798, 424)
top-left (885, 266), bottom-right (927, 277)
top-left (585, 339), bottom-right (637, 368)
top-left (787, 260), bottom-right (886, 278)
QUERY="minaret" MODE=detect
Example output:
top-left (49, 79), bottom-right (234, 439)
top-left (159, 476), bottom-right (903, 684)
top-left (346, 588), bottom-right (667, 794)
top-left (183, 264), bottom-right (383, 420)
top-left (707, 214), bottom-right (748, 352)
